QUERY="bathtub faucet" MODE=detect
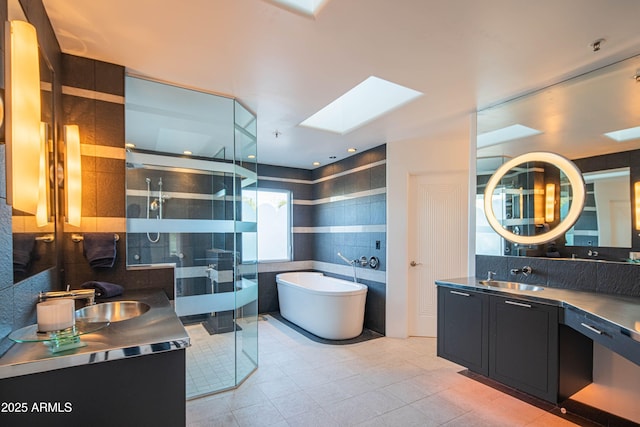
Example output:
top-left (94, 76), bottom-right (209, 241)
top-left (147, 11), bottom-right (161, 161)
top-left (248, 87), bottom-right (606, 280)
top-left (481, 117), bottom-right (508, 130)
top-left (337, 252), bottom-right (358, 283)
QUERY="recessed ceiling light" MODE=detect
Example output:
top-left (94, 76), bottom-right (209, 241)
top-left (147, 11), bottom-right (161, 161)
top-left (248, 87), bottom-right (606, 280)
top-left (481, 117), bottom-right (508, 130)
top-left (125, 143), bottom-right (135, 148)
top-left (477, 124), bottom-right (543, 148)
top-left (347, 148), bottom-right (357, 153)
top-left (604, 125), bottom-right (640, 142)
top-left (300, 76), bottom-right (423, 135)
top-left (266, 0), bottom-right (330, 17)
top-left (248, 154), bottom-right (256, 159)
top-left (183, 150), bottom-right (192, 155)
top-left (312, 161), bottom-right (321, 166)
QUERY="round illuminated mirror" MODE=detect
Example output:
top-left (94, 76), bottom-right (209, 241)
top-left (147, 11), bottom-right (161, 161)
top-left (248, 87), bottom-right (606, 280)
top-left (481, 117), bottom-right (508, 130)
top-left (483, 152), bottom-right (586, 245)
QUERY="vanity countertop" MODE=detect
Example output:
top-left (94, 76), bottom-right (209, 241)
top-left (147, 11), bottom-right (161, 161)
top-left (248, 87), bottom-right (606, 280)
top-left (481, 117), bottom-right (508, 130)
top-left (0, 289), bottom-right (190, 379)
top-left (436, 277), bottom-right (640, 343)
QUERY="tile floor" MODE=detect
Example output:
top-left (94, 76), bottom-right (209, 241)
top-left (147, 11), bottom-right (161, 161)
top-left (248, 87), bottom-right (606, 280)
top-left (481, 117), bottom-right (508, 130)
top-left (186, 314), bottom-right (579, 426)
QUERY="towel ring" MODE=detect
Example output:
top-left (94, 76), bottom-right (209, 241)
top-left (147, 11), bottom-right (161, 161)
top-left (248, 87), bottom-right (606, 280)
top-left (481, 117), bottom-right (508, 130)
top-left (72, 233), bottom-right (120, 243)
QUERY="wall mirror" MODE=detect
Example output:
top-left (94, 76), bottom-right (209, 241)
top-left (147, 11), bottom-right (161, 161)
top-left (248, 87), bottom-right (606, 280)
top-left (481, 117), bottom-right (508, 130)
top-left (483, 152), bottom-right (585, 247)
top-left (8, 0), bottom-right (57, 282)
top-left (477, 53), bottom-right (640, 261)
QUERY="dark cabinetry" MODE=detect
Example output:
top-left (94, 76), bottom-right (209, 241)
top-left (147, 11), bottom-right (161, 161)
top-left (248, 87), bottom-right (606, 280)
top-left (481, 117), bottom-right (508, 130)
top-left (437, 287), bottom-right (489, 375)
top-left (489, 294), bottom-right (558, 402)
top-left (437, 286), bottom-right (592, 403)
top-left (0, 350), bottom-right (186, 427)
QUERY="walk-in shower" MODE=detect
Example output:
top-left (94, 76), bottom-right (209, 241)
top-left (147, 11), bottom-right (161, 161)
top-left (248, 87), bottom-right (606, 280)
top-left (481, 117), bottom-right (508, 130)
top-left (125, 75), bottom-right (258, 399)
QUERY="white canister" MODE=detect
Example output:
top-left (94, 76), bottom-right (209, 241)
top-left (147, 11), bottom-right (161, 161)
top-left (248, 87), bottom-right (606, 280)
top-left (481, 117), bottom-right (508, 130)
top-left (37, 299), bottom-right (75, 332)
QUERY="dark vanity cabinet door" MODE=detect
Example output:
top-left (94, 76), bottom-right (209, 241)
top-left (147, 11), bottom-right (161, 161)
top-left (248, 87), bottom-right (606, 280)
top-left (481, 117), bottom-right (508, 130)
top-left (437, 287), bottom-right (489, 375)
top-left (489, 295), bottom-right (559, 402)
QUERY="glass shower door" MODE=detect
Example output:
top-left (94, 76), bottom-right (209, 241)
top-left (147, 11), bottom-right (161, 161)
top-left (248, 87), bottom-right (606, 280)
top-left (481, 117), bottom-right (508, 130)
top-left (124, 76), bottom-right (258, 399)
top-left (234, 101), bottom-right (258, 384)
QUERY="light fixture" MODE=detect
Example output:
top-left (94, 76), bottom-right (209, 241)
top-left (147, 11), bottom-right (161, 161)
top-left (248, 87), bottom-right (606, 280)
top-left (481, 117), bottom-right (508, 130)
top-left (477, 124), bottom-right (543, 148)
top-left (635, 182), bottom-right (640, 231)
top-left (603, 125), bottom-right (640, 142)
top-left (125, 143), bottom-right (136, 149)
top-left (248, 154), bottom-right (256, 159)
top-left (347, 148), bottom-right (357, 153)
top-left (300, 76), bottom-right (423, 134)
top-left (545, 183), bottom-right (555, 223)
top-left (265, 0), bottom-right (330, 17)
top-left (5, 20), bottom-right (41, 215)
top-left (36, 122), bottom-right (49, 226)
top-left (183, 150), bottom-right (192, 155)
top-left (65, 125), bottom-right (82, 227)
top-left (312, 161), bottom-right (321, 166)
top-left (484, 152), bottom-right (585, 245)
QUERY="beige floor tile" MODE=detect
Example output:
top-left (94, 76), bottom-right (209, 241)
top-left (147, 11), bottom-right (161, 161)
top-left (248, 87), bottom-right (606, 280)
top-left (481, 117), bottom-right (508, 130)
top-left (186, 316), bottom-right (577, 427)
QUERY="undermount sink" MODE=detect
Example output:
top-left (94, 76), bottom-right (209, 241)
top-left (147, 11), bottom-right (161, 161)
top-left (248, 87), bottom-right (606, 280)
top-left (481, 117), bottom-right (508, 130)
top-left (479, 280), bottom-right (544, 292)
top-left (75, 301), bottom-right (151, 322)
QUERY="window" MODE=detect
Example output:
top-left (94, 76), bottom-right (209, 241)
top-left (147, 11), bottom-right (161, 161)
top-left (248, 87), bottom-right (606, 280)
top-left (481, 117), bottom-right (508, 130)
top-left (242, 189), bottom-right (292, 262)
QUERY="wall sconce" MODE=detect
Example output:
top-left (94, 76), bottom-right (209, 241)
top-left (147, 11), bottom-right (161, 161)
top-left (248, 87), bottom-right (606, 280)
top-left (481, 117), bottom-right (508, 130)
top-left (635, 181), bottom-right (640, 232)
top-left (36, 122), bottom-right (49, 226)
top-left (545, 183), bottom-right (555, 223)
top-left (5, 20), bottom-right (41, 215)
top-left (65, 125), bottom-right (82, 227)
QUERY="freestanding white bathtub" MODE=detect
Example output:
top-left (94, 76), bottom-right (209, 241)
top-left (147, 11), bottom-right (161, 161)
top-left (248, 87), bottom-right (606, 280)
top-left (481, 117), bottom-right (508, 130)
top-left (276, 272), bottom-right (368, 340)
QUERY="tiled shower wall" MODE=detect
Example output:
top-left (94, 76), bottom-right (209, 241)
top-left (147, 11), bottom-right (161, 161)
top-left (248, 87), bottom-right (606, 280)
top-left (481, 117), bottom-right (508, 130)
top-left (60, 54), bottom-right (175, 297)
top-left (258, 145), bottom-right (387, 334)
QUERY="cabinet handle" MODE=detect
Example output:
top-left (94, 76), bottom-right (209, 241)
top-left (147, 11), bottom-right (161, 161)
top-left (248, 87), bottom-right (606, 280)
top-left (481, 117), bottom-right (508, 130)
top-left (505, 300), bottom-right (531, 308)
top-left (580, 322), bottom-right (603, 335)
top-left (449, 290), bottom-right (470, 297)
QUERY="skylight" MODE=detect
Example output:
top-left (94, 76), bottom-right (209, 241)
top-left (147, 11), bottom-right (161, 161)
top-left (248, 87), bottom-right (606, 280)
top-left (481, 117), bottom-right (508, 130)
top-left (603, 125), bottom-right (640, 142)
top-left (267, 0), bottom-right (330, 16)
top-left (300, 76), bottom-right (423, 135)
top-left (477, 124), bottom-right (543, 148)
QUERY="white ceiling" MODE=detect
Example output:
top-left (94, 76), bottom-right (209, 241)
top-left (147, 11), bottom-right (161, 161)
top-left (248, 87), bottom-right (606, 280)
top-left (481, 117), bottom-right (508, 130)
top-left (42, 0), bottom-right (640, 169)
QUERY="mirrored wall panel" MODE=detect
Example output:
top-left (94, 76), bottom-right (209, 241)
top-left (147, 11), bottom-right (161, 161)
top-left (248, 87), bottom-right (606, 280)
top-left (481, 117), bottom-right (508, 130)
top-left (477, 54), bottom-right (640, 262)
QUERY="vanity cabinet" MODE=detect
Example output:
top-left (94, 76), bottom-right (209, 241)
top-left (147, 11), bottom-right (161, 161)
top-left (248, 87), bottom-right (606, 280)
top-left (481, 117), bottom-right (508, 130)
top-left (489, 294), bottom-right (558, 402)
top-left (437, 285), bottom-right (593, 403)
top-left (437, 287), bottom-right (489, 375)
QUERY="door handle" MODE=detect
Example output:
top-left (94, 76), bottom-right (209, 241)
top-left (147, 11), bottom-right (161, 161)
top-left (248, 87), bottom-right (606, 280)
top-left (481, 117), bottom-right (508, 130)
top-left (410, 261), bottom-right (422, 267)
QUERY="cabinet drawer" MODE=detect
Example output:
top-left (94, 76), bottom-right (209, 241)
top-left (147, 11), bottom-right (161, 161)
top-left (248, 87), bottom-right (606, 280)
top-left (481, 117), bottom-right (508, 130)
top-left (564, 307), bottom-right (640, 366)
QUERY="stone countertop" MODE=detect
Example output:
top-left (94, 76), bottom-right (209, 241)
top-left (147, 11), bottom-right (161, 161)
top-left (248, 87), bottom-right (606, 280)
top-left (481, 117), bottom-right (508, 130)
top-left (0, 289), bottom-right (190, 379)
top-left (435, 277), bottom-right (640, 343)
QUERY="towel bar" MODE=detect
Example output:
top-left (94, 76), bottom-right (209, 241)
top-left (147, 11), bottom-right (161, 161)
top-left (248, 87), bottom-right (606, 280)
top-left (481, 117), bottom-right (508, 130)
top-left (72, 233), bottom-right (120, 243)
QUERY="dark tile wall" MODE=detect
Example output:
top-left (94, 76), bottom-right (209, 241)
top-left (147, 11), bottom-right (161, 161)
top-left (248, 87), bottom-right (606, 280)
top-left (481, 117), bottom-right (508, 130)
top-left (476, 255), bottom-right (640, 297)
top-left (257, 145), bottom-right (387, 334)
top-left (60, 54), bottom-right (175, 297)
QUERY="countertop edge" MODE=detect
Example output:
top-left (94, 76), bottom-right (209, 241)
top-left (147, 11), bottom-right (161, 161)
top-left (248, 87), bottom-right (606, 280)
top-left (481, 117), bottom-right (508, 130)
top-left (435, 277), bottom-right (640, 343)
top-left (0, 289), bottom-right (190, 380)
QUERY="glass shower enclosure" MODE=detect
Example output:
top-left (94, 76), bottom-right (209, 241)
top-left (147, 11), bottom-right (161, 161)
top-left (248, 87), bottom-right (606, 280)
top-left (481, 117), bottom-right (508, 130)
top-left (124, 76), bottom-right (258, 398)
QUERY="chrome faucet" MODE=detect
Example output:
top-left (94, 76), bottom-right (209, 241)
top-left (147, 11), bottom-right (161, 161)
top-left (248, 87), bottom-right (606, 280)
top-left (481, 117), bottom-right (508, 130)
top-left (337, 252), bottom-right (358, 283)
top-left (510, 266), bottom-right (532, 276)
top-left (486, 271), bottom-right (496, 281)
top-left (38, 286), bottom-right (96, 305)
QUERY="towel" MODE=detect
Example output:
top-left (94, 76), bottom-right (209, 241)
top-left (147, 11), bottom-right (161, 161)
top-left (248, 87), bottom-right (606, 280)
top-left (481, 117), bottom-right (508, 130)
top-left (13, 233), bottom-right (36, 274)
top-left (81, 281), bottom-right (124, 298)
top-left (83, 233), bottom-right (117, 268)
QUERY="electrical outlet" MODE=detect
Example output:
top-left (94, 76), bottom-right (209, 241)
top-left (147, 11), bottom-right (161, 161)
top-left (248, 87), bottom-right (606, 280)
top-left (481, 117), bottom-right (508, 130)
top-left (375, 240), bottom-right (381, 250)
